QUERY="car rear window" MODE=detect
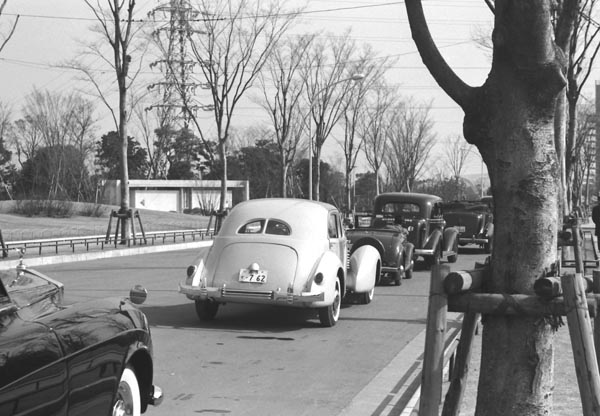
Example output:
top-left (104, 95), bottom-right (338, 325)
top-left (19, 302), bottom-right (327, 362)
top-left (238, 219), bottom-right (291, 236)
top-left (380, 202), bottom-right (421, 218)
top-left (238, 220), bottom-right (265, 234)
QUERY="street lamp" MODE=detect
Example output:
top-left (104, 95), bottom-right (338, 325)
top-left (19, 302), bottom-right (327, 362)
top-left (308, 73), bottom-right (365, 200)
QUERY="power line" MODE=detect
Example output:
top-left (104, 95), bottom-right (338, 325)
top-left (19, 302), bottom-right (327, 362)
top-left (1, 1), bottom-right (491, 25)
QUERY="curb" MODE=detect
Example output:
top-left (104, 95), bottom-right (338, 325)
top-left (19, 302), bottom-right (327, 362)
top-left (340, 314), bottom-right (463, 416)
top-left (0, 240), bottom-right (213, 270)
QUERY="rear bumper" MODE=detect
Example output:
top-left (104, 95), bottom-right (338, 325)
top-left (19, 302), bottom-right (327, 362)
top-left (415, 248), bottom-right (434, 256)
top-left (459, 236), bottom-right (489, 245)
top-left (179, 283), bottom-right (325, 304)
top-left (381, 265), bottom-right (402, 274)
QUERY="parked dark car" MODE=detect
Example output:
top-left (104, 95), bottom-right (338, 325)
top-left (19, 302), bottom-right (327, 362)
top-left (0, 254), bottom-right (162, 416)
top-left (346, 212), bottom-right (415, 285)
top-left (371, 192), bottom-right (460, 268)
top-left (443, 198), bottom-right (494, 253)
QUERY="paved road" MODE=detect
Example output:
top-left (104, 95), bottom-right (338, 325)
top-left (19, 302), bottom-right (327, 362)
top-left (33, 247), bottom-right (487, 416)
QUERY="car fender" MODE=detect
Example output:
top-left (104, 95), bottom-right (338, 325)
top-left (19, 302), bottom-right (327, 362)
top-left (184, 250), bottom-right (211, 291)
top-left (346, 245), bottom-right (380, 293)
top-left (309, 251), bottom-right (345, 307)
top-left (403, 242), bottom-right (415, 270)
top-left (485, 222), bottom-right (494, 238)
top-left (349, 236), bottom-right (384, 258)
top-left (423, 229), bottom-right (442, 250)
top-left (443, 227), bottom-right (459, 252)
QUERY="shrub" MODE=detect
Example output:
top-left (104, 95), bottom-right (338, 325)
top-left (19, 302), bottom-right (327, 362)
top-left (79, 203), bottom-right (106, 217)
top-left (12, 199), bottom-right (74, 218)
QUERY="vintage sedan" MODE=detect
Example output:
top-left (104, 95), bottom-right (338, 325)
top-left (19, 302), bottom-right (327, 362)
top-left (373, 193), bottom-right (460, 268)
top-left (179, 198), bottom-right (381, 327)
top-left (0, 254), bottom-right (162, 416)
top-left (346, 214), bottom-right (415, 285)
top-left (443, 198), bottom-right (494, 253)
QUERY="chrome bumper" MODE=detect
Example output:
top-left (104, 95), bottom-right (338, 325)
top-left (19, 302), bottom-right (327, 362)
top-left (179, 283), bottom-right (325, 304)
top-left (459, 237), bottom-right (489, 245)
top-left (415, 248), bottom-right (435, 256)
top-left (381, 265), bottom-right (403, 274)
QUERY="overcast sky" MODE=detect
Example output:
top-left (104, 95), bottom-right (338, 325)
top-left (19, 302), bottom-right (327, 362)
top-left (0, 0), bottom-right (529, 181)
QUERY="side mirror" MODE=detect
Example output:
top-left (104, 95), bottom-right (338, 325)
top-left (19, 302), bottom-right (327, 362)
top-left (129, 285), bottom-right (148, 305)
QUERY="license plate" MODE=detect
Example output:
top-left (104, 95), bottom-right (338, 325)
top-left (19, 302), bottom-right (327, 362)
top-left (239, 269), bottom-right (268, 283)
top-left (457, 226), bottom-right (466, 232)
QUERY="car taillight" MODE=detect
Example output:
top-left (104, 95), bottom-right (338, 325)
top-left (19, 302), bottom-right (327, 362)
top-left (187, 265), bottom-right (197, 278)
top-left (314, 272), bottom-right (324, 284)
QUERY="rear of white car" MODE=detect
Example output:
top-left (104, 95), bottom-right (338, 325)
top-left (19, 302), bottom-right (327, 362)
top-left (179, 198), bottom-right (378, 327)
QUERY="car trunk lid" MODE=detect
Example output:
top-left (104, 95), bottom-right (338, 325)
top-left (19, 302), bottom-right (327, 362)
top-left (211, 242), bottom-right (299, 293)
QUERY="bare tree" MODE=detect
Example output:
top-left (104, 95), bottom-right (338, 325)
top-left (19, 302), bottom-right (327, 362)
top-left (259, 34), bottom-right (314, 197)
top-left (0, 101), bottom-right (13, 199)
top-left (361, 82), bottom-right (398, 195)
top-left (557, 0), bottom-right (600, 212)
top-left (12, 89), bottom-right (97, 200)
top-left (182, 0), bottom-right (297, 211)
top-left (571, 103), bottom-right (596, 211)
top-left (405, 0), bottom-right (577, 413)
top-left (0, 0), bottom-right (18, 54)
top-left (303, 31), bottom-right (361, 201)
top-left (73, 0), bottom-right (148, 240)
top-left (385, 99), bottom-right (436, 192)
top-left (339, 45), bottom-right (393, 213)
top-left (134, 104), bottom-right (165, 179)
top-left (444, 134), bottom-right (473, 200)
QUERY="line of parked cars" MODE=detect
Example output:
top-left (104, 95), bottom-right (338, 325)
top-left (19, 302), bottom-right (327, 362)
top-left (0, 193), bottom-right (494, 413)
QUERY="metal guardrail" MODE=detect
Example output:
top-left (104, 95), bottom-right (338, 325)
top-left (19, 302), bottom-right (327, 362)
top-left (1, 229), bottom-right (215, 259)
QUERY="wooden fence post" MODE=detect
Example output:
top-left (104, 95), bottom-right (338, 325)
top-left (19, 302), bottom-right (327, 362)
top-left (419, 264), bottom-right (449, 416)
top-left (593, 270), bottom-right (600, 372)
top-left (442, 312), bottom-right (480, 416)
top-left (561, 273), bottom-right (600, 415)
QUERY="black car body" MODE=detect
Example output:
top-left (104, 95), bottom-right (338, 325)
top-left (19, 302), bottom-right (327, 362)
top-left (371, 192), bottom-right (460, 267)
top-left (443, 198), bottom-right (494, 253)
top-left (346, 214), bottom-right (414, 285)
top-left (0, 258), bottom-right (162, 416)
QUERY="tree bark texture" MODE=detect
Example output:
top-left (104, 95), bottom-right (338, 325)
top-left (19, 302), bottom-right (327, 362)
top-left (405, 1), bottom-right (570, 414)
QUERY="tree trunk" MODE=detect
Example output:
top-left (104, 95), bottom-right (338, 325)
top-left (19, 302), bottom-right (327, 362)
top-left (281, 159), bottom-right (288, 198)
top-left (345, 171), bottom-right (351, 213)
top-left (118, 76), bottom-right (130, 244)
top-left (555, 89), bottom-right (568, 216)
top-left (565, 94), bottom-right (579, 211)
top-left (219, 140), bottom-right (227, 211)
top-left (315, 144), bottom-right (322, 201)
top-left (405, 1), bottom-right (567, 414)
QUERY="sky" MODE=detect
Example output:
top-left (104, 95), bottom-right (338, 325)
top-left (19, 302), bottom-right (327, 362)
top-left (1, 0), bottom-right (574, 185)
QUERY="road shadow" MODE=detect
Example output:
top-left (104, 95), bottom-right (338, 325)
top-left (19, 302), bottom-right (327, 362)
top-left (141, 301), bottom-right (330, 334)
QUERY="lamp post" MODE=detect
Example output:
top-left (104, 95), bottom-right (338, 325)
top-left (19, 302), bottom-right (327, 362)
top-left (308, 73), bottom-right (365, 200)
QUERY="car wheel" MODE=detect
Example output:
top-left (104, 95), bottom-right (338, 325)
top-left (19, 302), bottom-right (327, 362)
top-left (359, 286), bottom-right (375, 304)
top-left (484, 238), bottom-right (493, 254)
top-left (195, 299), bottom-right (219, 320)
top-left (391, 270), bottom-right (402, 286)
top-left (112, 366), bottom-right (141, 416)
top-left (425, 243), bottom-right (441, 269)
top-left (319, 277), bottom-right (341, 327)
top-left (404, 266), bottom-right (413, 280)
top-left (447, 239), bottom-right (459, 263)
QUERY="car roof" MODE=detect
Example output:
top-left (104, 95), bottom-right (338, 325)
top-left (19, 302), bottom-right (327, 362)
top-left (374, 192), bottom-right (442, 205)
top-left (219, 198), bottom-right (338, 239)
